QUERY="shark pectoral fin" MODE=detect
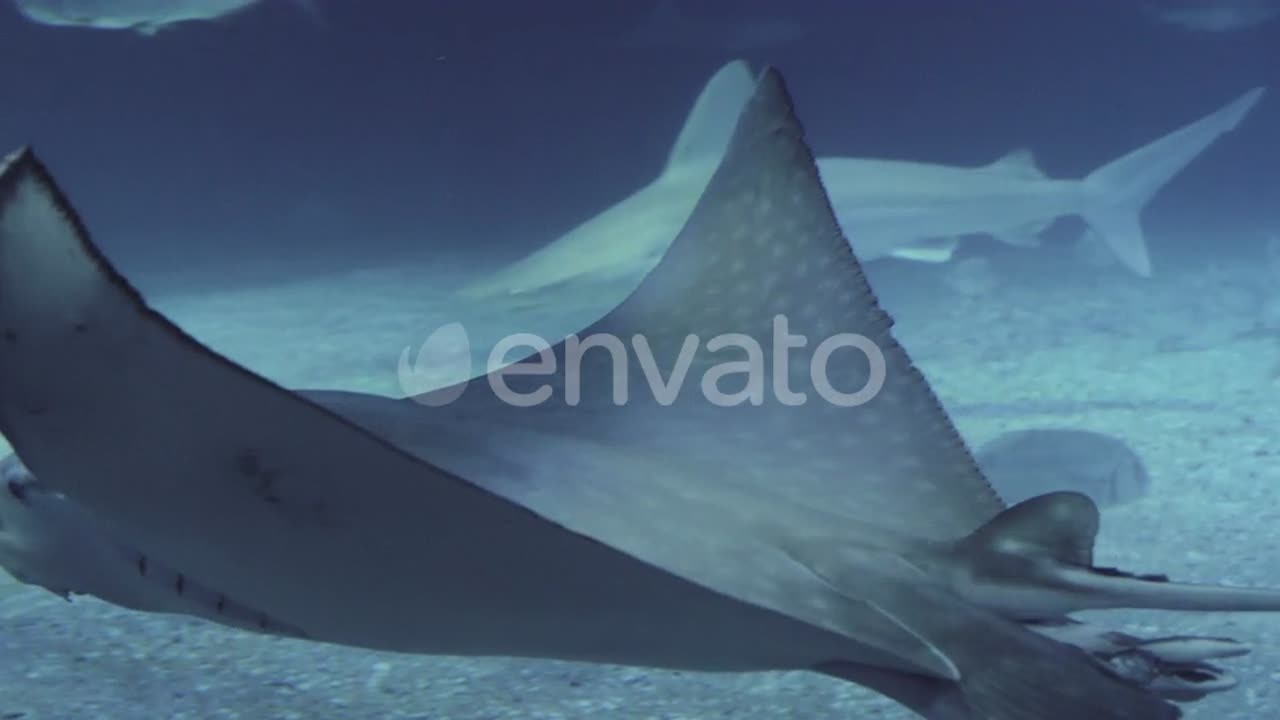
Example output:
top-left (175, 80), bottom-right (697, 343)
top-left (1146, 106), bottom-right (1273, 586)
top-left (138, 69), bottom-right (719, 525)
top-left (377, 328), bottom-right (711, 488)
top-left (993, 220), bottom-right (1051, 248)
top-left (889, 237), bottom-right (960, 263)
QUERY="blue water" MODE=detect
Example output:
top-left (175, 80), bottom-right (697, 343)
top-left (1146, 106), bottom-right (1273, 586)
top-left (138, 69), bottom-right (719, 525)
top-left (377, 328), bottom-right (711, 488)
top-left (0, 1), bottom-right (1279, 718)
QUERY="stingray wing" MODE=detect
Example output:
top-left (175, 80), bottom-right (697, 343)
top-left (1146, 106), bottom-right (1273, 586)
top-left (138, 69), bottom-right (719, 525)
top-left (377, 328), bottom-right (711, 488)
top-left (0, 149), bottom-right (775, 654)
top-left (419, 63), bottom-right (1005, 542)
top-left (0, 69), bottom-right (1191, 718)
top-left (364, 65), bottom-right (1016, 679)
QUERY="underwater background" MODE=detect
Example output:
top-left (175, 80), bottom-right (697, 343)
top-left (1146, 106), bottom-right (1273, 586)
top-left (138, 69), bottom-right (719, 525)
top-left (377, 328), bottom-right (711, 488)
top-left (1, 1), bottom-right (1279, 718)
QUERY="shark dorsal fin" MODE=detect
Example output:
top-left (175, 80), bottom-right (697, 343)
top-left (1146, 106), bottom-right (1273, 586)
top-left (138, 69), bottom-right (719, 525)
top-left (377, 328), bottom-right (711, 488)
top-left (960, 491), bottom-right (1100, 569)
top-left (662, 60), bottom-right (755, 175)
top-left (986, 148), bottom-right (1044, 179)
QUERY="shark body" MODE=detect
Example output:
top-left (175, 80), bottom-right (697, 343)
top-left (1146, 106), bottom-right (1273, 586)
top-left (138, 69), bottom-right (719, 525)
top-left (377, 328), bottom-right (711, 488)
top-left (462, 61), bottom-right (1262, 299)
top-left (10, 0), bottom-right (308, 34)
top-left (2, 68), bottom-right (1280, 719)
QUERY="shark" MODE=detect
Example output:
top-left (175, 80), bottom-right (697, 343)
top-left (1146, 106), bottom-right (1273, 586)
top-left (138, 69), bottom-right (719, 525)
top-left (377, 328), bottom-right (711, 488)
top-left (9, 0), bottom-right (315, 34)
top-left (461, 61), bottom-right (1263, 299)
top-left (2, 66), bottom-right (1280, 719)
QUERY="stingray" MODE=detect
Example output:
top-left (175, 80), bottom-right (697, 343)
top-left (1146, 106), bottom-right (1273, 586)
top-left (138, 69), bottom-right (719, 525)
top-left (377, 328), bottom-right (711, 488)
top-left (2, 68), bottom-right (1280, 719)
top-left (0, 448), bottom-right (1249, 710)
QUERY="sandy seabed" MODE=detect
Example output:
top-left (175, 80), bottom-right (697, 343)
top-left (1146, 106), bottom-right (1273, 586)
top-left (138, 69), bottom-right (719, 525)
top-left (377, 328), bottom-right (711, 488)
top-left (2, 246), bottom-right (1278, 720)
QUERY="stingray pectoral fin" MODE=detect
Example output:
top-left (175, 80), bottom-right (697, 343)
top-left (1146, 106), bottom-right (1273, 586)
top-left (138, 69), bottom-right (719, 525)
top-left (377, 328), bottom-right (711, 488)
top-left (949, 492), bottom-right (1280, 618)
top-left (835, 616), bottom-right (1249, 714)
top-left (815, 662), bottom-right (967, 719)
top-left (804, 547), bottom-right (1179, 720)
top-left (0, 148), bottom-right (749, 655)
top-left (821, 622), bottom-right (1181, 720)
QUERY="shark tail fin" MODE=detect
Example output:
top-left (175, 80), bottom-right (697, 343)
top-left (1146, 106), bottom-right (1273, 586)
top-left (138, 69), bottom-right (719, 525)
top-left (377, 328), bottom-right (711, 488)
top-left (1079, 87), bottom-right (1264, 276)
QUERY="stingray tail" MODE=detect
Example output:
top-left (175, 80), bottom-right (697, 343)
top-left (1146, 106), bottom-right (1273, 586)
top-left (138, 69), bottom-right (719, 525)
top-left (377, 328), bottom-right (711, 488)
top-left (1078, 87), bottom-right (1263, 276)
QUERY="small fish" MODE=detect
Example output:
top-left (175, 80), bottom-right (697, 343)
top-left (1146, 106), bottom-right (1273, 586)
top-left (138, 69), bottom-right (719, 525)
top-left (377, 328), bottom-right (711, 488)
top-left (976, 428), bottom-right (1152, 508)
top-left (10, 0), bottom-right (315, 35)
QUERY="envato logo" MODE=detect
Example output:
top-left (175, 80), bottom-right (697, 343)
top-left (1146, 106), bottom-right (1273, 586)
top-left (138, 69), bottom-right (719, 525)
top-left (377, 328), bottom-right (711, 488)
top-left (397, 315), bottom-right (887, 408)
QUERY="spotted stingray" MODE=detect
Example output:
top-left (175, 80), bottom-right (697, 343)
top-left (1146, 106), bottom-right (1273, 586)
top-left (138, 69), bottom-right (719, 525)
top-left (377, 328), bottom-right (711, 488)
top-left (0, 68), bottom-right (1278, 720)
